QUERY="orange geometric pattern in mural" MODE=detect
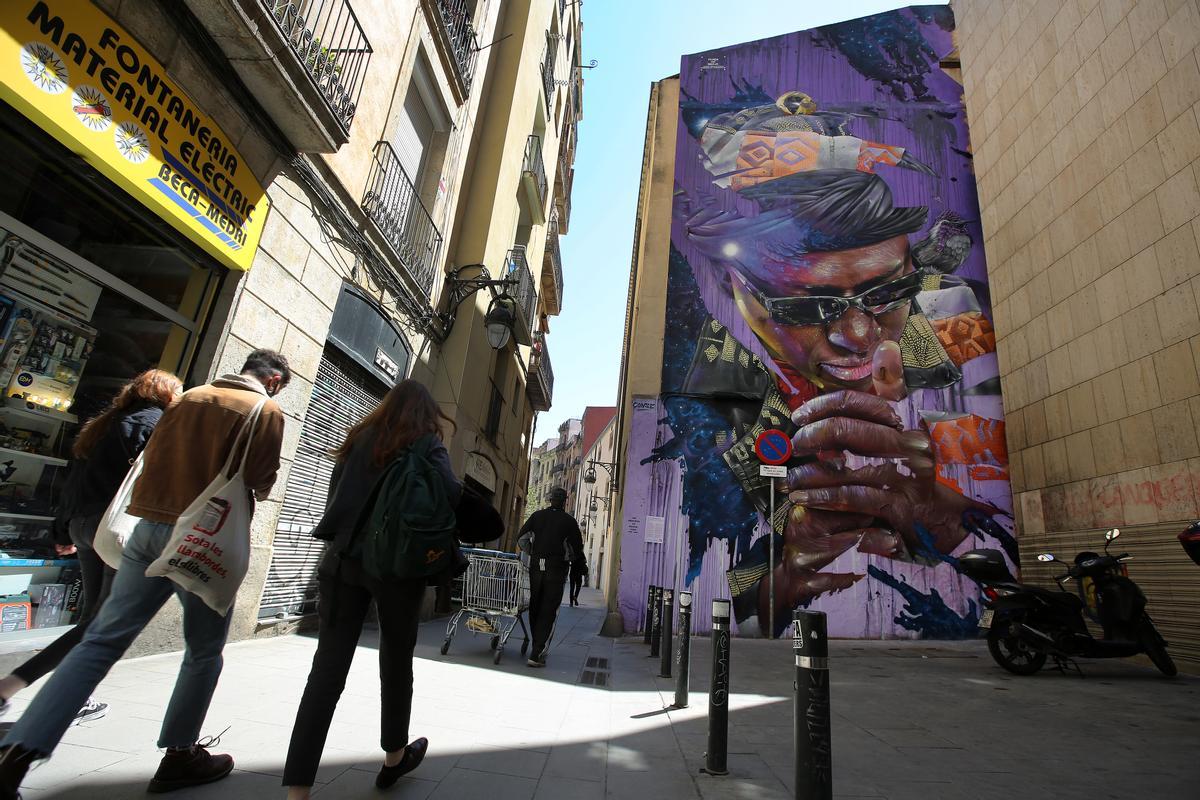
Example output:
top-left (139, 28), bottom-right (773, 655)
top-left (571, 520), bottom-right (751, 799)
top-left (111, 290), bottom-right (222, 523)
top-left (926, 414), bottom-right (1008, 468)
top-left (857, 143), bottom-right (904, 172)
top-left (931, 311), bottom-right (997, 366)
top-left (733, 131), bottom-right (822, 190)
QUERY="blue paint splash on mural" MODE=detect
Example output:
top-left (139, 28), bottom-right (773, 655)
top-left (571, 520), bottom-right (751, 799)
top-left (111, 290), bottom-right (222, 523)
top-left (867, 564), bottom-right (980, 639)
top-left (643, 244), bottom-right (760, 584)
top-left (811, 6), bottom-right (952, 101)
top-left (644, 397), bottom-right (760, 584)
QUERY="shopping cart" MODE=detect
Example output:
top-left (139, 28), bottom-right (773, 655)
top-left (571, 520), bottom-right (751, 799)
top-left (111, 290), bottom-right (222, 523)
top-left (440, 548), bottom-right (530, 664)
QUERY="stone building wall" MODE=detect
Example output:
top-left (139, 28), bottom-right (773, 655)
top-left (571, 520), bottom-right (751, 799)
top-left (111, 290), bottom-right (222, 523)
top-left (954, 0), bottom-right (1200, 667)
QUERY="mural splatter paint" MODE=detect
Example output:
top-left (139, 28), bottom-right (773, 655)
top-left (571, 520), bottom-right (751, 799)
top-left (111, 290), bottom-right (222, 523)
top-left (618, 6), bottom-right (1017, 639)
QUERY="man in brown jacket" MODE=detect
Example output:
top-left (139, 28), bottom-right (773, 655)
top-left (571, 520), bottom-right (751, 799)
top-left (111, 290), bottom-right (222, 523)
top-left (0, 350), bottom-right (290, 798)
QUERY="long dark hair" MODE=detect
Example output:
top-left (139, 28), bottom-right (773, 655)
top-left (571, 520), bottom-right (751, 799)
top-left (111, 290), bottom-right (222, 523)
top-left (334, 379), bottom-right (454, 466)
top-left (73, 369), bottom-right (182, 458)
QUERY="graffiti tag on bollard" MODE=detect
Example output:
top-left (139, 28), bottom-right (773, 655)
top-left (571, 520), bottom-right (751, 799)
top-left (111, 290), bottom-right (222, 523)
top-left (660, 588), bottom-right (675, 678)
top-left (793, 609), bottom-right (832, 800)
top-left (674, 591), bottom-right (692, 708)
top-left (702, 598), bottom-right (732, 777)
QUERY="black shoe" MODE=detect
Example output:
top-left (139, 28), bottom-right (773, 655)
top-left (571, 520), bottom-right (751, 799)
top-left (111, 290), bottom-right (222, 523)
top-left (72, 697), bottom-right (108, 725)
top-left (376, 737), bottom-right (428, 789)
top-left (147, 744), bottom-right (234, 793)
top-left (0, 744), bottom-right (37, 800)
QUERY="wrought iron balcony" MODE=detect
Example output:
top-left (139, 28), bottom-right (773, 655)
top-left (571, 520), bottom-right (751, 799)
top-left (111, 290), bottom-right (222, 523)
top-left (259, 0), bottom-right (372, 134)
top-left (430, 0), bottom-right (479, 99)
top-left (362, 142), bottom-right (442, 296)
top-left (542, 215), bottom-right (563, 316)
top-left (530, 331), bottom-right (556, 412)
top-left (541, 33), bottom-right (559, 111)
top-left (505, 246), bottom-right (538, 346)
top-left (556, 173), bottom-right (573, 234)
top-left (521, 135), bottom-right (548, 224)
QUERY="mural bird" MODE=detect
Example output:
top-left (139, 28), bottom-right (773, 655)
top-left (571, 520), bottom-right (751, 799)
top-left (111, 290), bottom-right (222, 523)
top-left (911, 211), bottom-right (973, 274)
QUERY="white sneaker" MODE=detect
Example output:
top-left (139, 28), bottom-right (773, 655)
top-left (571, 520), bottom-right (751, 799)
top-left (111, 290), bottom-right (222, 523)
top-left (72, 697), bottom-right (107, 725)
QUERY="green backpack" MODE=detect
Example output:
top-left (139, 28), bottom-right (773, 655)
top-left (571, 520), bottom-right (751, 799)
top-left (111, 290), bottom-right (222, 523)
top-left (353, 434), bottom-right (458, 582)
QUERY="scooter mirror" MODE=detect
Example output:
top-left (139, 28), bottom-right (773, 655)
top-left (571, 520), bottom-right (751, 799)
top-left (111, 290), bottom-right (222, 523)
top-left (1105, 528), bottom-right (1121, 541)
top-left (1037, 553), bottom-right (1056, 562)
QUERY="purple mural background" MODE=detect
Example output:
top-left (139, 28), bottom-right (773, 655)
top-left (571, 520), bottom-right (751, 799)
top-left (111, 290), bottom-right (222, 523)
top-left (618, 7), bottom-right (1017, 639)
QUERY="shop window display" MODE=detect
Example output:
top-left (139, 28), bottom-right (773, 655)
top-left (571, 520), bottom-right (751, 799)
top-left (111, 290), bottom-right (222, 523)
top-left (0, 103), bottom-right (223, 650)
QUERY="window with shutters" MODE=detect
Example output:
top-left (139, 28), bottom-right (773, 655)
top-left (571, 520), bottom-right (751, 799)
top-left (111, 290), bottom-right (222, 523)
top-left (258, 346), bottom-right (387, 620)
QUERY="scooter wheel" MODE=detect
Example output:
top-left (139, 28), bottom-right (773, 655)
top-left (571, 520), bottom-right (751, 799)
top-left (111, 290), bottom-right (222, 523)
top-left (494, 648), bottom-right (504, 665)
top-left (440, 639), bottom-right (451, 656)
top-left (1139, 619), bottom-right (1177, 677)
top-left (987, 627), bottom-right (1047, 676)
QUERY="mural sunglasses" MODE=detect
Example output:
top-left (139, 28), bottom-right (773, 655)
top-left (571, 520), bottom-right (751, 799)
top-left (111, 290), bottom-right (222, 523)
top-left (734, 269), bottom-right (928, 326)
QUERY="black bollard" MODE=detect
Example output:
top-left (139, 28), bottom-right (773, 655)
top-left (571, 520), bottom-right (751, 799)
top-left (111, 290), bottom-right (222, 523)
top-left (659, 588), bottom-right (675, 678)
top-left (701, 598), bottom-right (731, 776)
top-left (643, 584), bottom-right (657, 645)
top-left (649, 586), bottom-right (663, 658)
top-left (673, 591), bottom-right (692, 708)
top-left (793, 610), bottom-right (832, 800)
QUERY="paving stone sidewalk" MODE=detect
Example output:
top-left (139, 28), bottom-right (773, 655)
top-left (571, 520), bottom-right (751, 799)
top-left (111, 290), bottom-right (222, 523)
top-left (1, 587), bottom-right (1197, 799)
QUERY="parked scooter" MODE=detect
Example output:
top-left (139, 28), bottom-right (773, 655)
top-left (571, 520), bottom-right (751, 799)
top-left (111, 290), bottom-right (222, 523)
top-left (961, 529), bottom-right (1176, 677)
top-left (1180, 520), bottom-right (1200, 566)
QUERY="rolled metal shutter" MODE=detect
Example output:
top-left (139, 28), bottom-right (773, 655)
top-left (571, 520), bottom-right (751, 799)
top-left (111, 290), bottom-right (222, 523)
top-left (258, 346), bottom-right (386, 619)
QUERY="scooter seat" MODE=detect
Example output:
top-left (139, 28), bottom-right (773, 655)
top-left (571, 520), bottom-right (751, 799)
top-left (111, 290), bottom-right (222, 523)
top-left (1026, 585), bottom-right (1083, 610)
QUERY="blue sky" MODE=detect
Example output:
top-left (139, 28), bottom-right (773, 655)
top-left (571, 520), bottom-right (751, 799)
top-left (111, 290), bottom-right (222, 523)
top-left (542, 0), bottom-right (948, 441)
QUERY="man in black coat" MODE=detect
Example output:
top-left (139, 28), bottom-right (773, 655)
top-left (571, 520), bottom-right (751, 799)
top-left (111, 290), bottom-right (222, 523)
top-left (517, 488), bottom-right (585, 667)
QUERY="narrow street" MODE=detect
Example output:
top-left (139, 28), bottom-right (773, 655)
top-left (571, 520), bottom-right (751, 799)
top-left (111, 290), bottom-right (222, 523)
top-left (2, 589), bottom-right (1196, 799)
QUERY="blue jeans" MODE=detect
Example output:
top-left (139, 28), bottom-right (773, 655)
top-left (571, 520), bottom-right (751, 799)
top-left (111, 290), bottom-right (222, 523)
top-left (2, 520), bottom-right (233, 755)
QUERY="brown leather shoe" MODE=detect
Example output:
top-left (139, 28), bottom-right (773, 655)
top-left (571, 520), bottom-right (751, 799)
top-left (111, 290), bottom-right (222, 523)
top-left (147, 745), bottom-right (234, 793)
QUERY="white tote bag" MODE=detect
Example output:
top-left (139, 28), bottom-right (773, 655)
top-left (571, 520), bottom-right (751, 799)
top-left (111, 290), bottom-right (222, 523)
top-left (145, 397), bottom-right (267, 615)
top-left (93, 452), bottom-right (147, 570)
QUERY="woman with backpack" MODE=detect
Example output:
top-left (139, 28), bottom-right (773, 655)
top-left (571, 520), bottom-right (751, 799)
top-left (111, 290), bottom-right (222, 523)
top-left (0, 369), bottom-right (182, 721)
top-left (283, 379), bottom-right (461, 799)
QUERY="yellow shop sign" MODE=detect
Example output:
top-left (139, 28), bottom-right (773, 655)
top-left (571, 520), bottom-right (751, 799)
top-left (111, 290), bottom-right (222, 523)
top-left (0, 0), bottom-right (268, 271)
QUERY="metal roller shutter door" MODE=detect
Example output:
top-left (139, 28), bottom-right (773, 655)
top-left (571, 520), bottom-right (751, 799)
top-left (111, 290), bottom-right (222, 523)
top-left (258, 346), bottom-right (386, 619)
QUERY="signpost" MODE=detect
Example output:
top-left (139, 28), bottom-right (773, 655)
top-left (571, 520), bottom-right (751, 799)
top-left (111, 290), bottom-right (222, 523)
top-left (754, 429), bottom-right (793, 638)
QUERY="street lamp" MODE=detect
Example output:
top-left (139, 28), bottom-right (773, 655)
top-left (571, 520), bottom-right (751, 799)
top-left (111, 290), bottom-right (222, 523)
top-left (484, 295), bottom-right (516, 349)
top-left (440, 264), bottom-right (518, 349)
top-left (583, 459), bottom-right (618, 490)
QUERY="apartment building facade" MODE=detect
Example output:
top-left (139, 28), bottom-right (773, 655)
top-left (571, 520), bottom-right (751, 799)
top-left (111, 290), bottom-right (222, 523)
top-left (0, 0), bottom-right (582, 658)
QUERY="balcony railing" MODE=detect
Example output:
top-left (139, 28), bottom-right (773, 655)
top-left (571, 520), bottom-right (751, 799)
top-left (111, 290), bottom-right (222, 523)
top-left (522, 135), bottom-right (548, 219)
top-left (530, 335), bottom-right (556, 417)
top-left (556, 174), bottom-right (572, 234)
top-left (433, 0), bottom-right (479, 94)
top-left (541, 33), bottom-right (559, 111)
top-left (506, 246), bottom-right (538, 344)
top-left (362, 142), bottom-right (442, 296)
top-left (260, 0), bottom-right (372, 133)
top-left (542, 215), bottom-right (563, 316)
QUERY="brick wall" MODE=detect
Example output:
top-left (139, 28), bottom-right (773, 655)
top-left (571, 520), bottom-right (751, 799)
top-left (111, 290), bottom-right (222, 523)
top-left (954, 0), bottom-right (1200, 666)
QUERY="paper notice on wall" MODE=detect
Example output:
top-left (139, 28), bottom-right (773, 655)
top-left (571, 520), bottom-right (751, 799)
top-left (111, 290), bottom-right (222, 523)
top-left (645, 515), bottom-right (665, 544)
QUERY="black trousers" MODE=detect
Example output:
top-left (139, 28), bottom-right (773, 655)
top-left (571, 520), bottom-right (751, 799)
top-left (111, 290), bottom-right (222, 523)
top-left (569, 573), bottom-right (583, 605)
top-left (528, 565), bottom-right (566, 659)
top-left (13, 515), bottom-right (114, 685)
top-left (283, 559), bottom-right (425, 787)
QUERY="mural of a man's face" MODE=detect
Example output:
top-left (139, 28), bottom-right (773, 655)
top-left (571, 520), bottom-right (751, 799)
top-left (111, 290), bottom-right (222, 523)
top-left (727, 234), bottom-right (913, 392)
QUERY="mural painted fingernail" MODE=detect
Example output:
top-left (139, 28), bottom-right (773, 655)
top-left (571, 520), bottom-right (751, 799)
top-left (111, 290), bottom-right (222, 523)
top-left (789, 490), bottom-right (810, 504)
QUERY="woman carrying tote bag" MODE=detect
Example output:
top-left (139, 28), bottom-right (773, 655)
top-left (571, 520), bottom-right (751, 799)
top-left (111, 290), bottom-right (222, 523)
top-left (283, 379), bottom-right (461, 799)
top-left (0, 369), bottom-right (182, 720)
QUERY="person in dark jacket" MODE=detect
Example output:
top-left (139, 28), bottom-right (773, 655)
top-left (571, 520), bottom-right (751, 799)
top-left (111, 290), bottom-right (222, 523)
top-left (569, 555), bottom-right (588, 606)
top-left (0, 369), bottom-right (182, 719)
top-left (283, 379), bottom-right (461, 800)
top-left (517, 488), bottom-right (585, 666)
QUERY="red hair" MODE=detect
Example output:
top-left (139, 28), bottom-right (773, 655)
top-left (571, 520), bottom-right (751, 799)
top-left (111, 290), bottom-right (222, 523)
top-left (73, 369), bottom-right (182, 458)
